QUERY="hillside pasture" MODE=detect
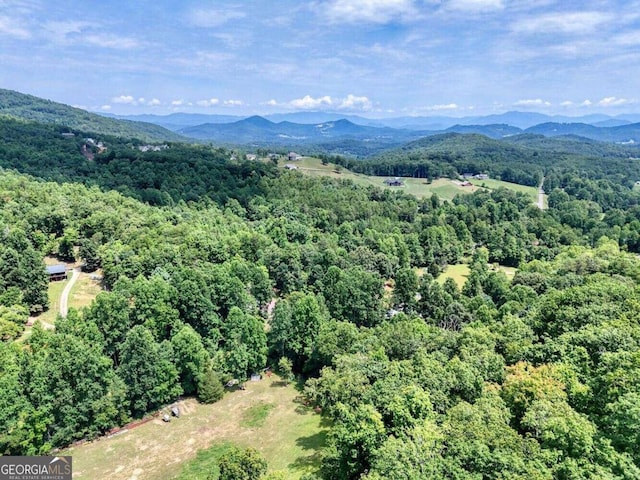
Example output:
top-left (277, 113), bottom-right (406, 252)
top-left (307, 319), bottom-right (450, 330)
top-left (284, 157), bottom-right (539, 202)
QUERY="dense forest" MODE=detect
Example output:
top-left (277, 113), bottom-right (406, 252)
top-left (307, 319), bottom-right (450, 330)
top-left (2, 110), bottom-right (640, 478)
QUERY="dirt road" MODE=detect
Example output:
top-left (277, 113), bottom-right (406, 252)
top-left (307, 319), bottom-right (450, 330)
top-left (59, 268), bottom-right (80, 317)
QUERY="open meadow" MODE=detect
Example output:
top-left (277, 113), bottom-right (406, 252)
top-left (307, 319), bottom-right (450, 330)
top-left (284, 157), bottom-right (540, 203)
top-left (64, 378), bottom-right (327, 480)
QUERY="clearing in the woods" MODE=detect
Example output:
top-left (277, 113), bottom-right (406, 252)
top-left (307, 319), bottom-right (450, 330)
top-left (65, 377), bottom-right (328, 480)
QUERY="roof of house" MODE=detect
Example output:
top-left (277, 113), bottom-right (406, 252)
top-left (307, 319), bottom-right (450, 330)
top-left (46, 265), bottom-right (67, 275)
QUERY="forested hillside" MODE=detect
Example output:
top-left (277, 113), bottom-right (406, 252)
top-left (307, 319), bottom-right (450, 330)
top-left (0, 116), bottom-right (275, 205)
top-left (0, 89), bottom-right (184, 142)
top-left (2, 111), bottom-right (640, 477)
top-left (328, 132), bottom-right (640, 190)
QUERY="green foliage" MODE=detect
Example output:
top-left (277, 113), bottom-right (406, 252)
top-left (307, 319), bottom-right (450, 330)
top-left (277, 357), bottom-right (293, 385)
top-left (218, 446), bottom-right (267, 480)
top-left (197, 369), bottom-right (225, 404)
top-left (0, 88), bottom-right (182, 141)
top-left (117, 326), bottom-right (182, 417)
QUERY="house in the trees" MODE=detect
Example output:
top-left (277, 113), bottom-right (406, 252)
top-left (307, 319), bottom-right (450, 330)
top-left (46, 264), bottom-right (67, 282)
top-left (288, 152), bottom-right (300, 161)
top-left (384, 177), bottom-right (404, 187)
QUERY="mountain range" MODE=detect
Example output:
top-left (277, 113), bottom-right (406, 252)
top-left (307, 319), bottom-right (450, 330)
top-left (2, 89), bottom-right (640, 150)
top-left (105, 110), bottom-right (640, 131)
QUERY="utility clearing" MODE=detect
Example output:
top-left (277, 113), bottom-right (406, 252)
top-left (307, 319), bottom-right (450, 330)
top-left (65, 378), bottom-right (328, 480)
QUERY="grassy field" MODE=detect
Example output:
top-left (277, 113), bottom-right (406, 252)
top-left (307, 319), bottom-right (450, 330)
top-left (437, 264), bottom-right (471, 288)
top-left (68, 271), bottom-right (103, 311)
top-left (65, 377), bottom-right (328, 480)
top-left (285, 157), bottom-right (538, 202)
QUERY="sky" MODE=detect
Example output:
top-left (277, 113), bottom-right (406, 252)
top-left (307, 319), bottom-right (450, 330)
top-left (1, 0), bottom-right (639, 118)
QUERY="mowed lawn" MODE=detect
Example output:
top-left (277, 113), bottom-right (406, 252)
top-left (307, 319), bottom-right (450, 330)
top-left (437, 264), bottom-right (471, 288)
top-left (65, 378), bottom-right (328, 480)
top-left (68, 271), bottom-right (103, 311)
top-left (286, 157), bottom-right (538, 202)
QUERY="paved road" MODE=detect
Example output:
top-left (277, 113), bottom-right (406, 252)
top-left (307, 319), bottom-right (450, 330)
top-left (59, 268), bottom-right (80, 317)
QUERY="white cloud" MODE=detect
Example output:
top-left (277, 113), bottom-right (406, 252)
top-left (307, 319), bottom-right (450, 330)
top-left (426, 103), bottom-right (460, 111)
top-left (224, 99), bottom-right (243, 106)
top-left (581, 100), bottom-right (592, 107)
top-left (0, 15), bottom-right (31, 38)
top-left (446, 0), bottom-right (503, 12)
top-left (513, 98), bottom-right (551, 107)
top-left (338, 94), bottom-right (372, 110)
top-left (266, 99), bottom-right (279, 106)
top-left (84, 34), bottom-right (140, 49)
top-left (188, 8), bottom-right (245, 27)
top-left (612, 30), bottom-right (640, 46)
top-left (320, 0), bottom-right (418, 24)
top-left (148, 98), bottom-right (161, 106)
top-left (101, 105), bottom-right (112, 111)
top-left (512, 11), bottom-right (613, 35)
top-left (196, 98), bottom-right (220, 107)
top-left (560, 101), bottom-right (573, 107)
top-left (598, 97), bottom-right (632, 107)
top-left (290, 95), bottom-right (334, 109)
top-left (112, 95), bottom-right (136, 105)
top-left (171, 99), bottom-right (184, 106)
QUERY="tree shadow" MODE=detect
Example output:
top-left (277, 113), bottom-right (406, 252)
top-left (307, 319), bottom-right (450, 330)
top-left (288, 430), bottom-right (329, 471)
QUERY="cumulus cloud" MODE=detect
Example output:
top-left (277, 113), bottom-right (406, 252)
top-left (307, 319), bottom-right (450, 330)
top-left (338, 94), bottom-right (372, 110)
top-left (188, 8), bottom-right (245, 27)
top-left (319, 0), bottom-right (418, 24)
top-left (513, 98), bottom-right (551, 107)
top-left (290, 95), bottom-right (334, 109)
top-left (512, 11), bottom-right (613, 35)
top-left (224, 99), bottom-right (243, 106)
top-left (147, 98), bottom-right (161, 106)
top-left (426, 103), bottom-right (460, 111)
top-left (196, 98), bottom-right (220, 107)
top-left (0, 15), bottom-right (31, 38)
top-left (112, 95), bottom-right (137, 105)
top-left (561, 99), bottom-right (594, 108)
top-left (101, 105), bottom-right (112, 111)
top-left (598, 97), bottom-right (632, 107)
top-left (171, 99), bottom-right (184, 106)
top-left (266, 99), bottom-right (279, 106)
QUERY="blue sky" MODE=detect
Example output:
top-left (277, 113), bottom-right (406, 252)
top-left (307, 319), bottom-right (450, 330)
top-left (0, 0), bottom-right (639, 117)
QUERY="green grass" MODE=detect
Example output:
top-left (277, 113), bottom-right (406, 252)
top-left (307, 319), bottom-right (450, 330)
top-left (476, 178), bottom-right (538, 201)
top-left (174, 443), bottom-right (234, 480)
top-left (29, 280), bottom-right (67, 327)
top-left (241, 402), bottom-right (275, 428)
top-left (65, 377), bottom-right (328, 480)
top-left (68, 272), bottom-right (102, 311)
top-left (285, 157), bottom-right (539, 202)
top-left (437, 264), bottom-right (471, 288)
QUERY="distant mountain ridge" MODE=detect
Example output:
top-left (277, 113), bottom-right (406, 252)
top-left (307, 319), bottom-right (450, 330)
top-left (0, 89), bottom-right (184, 142)
top-left (103, 110), bottom-right (640, 131)
top-left (177, 116), bottom-right (422, 145)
